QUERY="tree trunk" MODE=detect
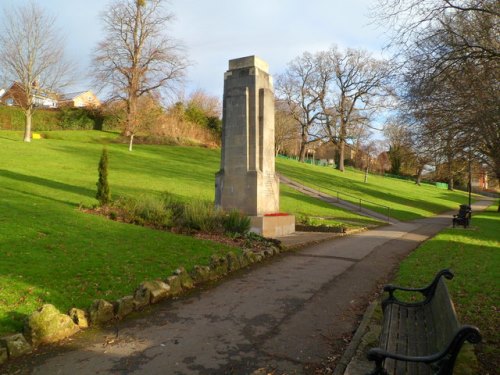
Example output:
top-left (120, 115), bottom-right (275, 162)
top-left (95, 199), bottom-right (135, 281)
top-left (298, 133), bottom-right (308, 162)
top-left (126, 95), bottom-right (138, 137)
top-left (497, 177), bottom-right (500, 212)
top-left (415, 165), bottom-right (424, 186)
top-left (447, 157), bottom-right (454, 190)
top-left (23, 107), bottom-right (33, 142)
top-left (128, 134), bottom-right (134, 152)
top-left (448, 176), bottom-right (454, 191)
top-left (337, 119), bottom-right (346, 172)
top-left (338, 140), bottom-right (345, 172)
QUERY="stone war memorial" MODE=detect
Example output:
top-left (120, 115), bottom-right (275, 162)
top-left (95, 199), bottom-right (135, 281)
top-left (215, 56), bottom-right (295, 237)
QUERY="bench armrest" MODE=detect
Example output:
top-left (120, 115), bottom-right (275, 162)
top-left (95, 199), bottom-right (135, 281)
top-left (383, 269), bottom-right (454, 307)
top-left (367, 347), bottom-right (442, 364)
top-left (367, 325), bottom-right (481, 372)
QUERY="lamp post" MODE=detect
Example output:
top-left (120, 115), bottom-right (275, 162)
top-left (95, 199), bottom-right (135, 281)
top-left (468, 150), bottom-right (472, 207)
top-left (469, 158), bottom-right (472, 207)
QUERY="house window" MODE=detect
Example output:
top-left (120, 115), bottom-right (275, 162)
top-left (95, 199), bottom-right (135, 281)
top-left (6, 98), bottom-right (14, 106)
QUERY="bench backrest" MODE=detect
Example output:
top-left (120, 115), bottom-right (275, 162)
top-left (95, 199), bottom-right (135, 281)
top-left (457, 205), bottom-right (471, 218)
top-left (428, 278), bottom-right (460, 352)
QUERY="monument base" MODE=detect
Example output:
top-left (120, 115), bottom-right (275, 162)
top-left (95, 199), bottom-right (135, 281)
top-left (250, 214), bottom-right (295, 238)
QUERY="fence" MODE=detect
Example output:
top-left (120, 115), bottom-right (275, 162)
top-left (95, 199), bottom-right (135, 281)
top-left (303, 180), bottom-right (392, 222)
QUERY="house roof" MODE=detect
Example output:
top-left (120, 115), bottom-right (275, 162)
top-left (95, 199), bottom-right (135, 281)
top-left (59, 91), bottom-right (89, 101)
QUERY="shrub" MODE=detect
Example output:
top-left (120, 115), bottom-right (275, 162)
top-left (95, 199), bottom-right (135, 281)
top-left (298, 214), bottom-right (312, 225)
top-left (135, 195), bottom-right (173, 227)
top-left (114, 195), bottom-right (173, 228)
top-left (58, 108), bottom-right (96, 130)
top-left (108, 193), bottom-right (252, 235)
top-left (223, 210), bottom-right (251, 235)
top-left (182, 199), bottom-right (223, 232)
top-left (96, 148), bottom-right (111, 205)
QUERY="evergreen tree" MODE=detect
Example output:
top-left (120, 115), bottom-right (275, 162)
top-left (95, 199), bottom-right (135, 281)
top-left (96, 148), bottom-right (111, 205)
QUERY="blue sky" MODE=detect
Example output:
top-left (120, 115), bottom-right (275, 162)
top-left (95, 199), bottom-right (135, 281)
top-left (1, 0), bottom-right (388, 100)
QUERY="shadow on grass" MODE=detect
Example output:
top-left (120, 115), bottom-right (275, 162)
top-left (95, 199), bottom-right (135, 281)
top-left (0, 311), bottom-right (29, 336)
top-left (0, 169), bottom-right (95, 198)
top-left (2, 186), bottom-right (87, 208)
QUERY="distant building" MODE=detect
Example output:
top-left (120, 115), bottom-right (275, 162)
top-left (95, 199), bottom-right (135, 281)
top-left (58, 91), bottom-right (101, 108)
top-left (314, 141), bottom-right (358, 161)
top-left (0, 82), bottom-right (58, 108)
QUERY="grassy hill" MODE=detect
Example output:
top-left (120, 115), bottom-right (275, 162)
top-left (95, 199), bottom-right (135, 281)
top-left (0, 130), bottom-right (379, 335)
top-left (0, 130), bottom-right (472, 335)
top-left (277, 158), bottom-right (472, 221)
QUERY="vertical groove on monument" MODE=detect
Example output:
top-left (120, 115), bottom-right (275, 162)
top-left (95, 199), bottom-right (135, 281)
top-left (215, 56), bottom-right (279, 216)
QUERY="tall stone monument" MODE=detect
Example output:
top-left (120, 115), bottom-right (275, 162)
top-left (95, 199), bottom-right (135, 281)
top-left (215, 56), bottom-right (295, 237)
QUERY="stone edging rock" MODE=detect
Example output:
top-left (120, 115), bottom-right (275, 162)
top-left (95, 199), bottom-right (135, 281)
top-left (0, 246), bottom-right (281, 366)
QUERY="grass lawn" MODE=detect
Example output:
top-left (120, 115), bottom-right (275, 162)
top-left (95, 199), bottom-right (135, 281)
top-left (277, 158), bottom-right (473, 221)
top-left (0, 130), bottom-right (375, 335)
top-left (392, 204), bottom-right (500, 374)
top-left (0, 130), bottom-right (482, 337)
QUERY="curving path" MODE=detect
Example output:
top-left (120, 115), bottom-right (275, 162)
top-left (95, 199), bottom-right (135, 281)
top-left (4, 199), bottom-right (492, 375)
top-left (278, 174), bottom-right (399, 224)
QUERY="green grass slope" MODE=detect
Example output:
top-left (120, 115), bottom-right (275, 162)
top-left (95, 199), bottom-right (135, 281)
top-left (0, 131), bottom-right (230, 335)
top-left (277, 158), bottom-right (472, 221)
top-left (0, 130), bottom-right (476, 335)
top-left (0, 130), bottom-right (374, 335)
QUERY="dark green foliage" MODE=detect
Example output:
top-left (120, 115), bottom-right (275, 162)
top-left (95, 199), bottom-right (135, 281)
top-left (0, 105), bottom-right (59, 130)
top-left (183, 103), bottom-right (222, 136)
top-left (223, 210), bottom-right (251, 235)
top-left (184, 103), bottom-right (207, 126)
top-left (59, 107), bottom-right (105, 130)
top-left (388, 145), bottom-right (403, 175)
top-left (96, 148), bottom-right (111, 205)
top-left (0, 105), bottom-right (106, 131)
top-left (206, 116), bottom-right (222, 135)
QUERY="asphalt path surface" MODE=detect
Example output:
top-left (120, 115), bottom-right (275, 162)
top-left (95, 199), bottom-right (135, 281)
top-left (4, 199), bottom-right (492, 375)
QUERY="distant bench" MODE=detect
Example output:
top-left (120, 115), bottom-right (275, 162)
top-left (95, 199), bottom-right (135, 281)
top-left (452, 204), bottom-right (472, 228)
top-left (367, 270), bottom-right (481, 375)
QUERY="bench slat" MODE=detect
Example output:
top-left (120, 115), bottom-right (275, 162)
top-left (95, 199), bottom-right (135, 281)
top-left (395, 305), bottom-right (407, 374)
top-left (384, 304), bottom-right (400, 374)
top-left (415, 306), bottom-right (430, 374)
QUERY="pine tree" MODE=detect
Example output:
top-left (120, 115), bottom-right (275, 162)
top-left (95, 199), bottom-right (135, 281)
top-left (96, 147), bottom-right (111, 205)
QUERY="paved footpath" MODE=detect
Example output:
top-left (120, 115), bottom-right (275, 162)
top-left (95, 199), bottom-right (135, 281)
top-left (5, 199), bottom-right (492, 375)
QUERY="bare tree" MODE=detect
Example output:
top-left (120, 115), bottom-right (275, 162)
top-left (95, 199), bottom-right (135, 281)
top-left (326, 46), bottom-right (392, 172)
top-left (274, 99), bottom-right (300, 156)
top-left (377, 0), bottom-right (499, 209)
top-left (275, 52), bottom-right (328, 161)
top-left (92, 0), bottom-right (188, 151)
top-left (186, 89), bottom-right (222, 119)
top-left (0, 1), bottom-right (72, 142)
top-left (374, 0), bottom-right (499, 70)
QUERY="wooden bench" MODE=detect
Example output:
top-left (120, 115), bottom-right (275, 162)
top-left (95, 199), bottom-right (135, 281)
top-left (452, 204), bottom-right (471, 228)
top-left (366, 270), bottom-right (481, 375)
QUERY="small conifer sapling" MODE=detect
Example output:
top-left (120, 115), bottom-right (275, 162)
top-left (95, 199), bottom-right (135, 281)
top-left (96, 147), bottom-right (111, 205)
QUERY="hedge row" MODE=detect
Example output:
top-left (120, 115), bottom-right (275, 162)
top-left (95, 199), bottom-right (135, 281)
top-left (0, 106), bottom-right (118, 131)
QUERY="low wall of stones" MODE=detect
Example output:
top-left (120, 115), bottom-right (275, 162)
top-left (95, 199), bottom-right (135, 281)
top-left (0, 247), bottom-right (281, 365)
